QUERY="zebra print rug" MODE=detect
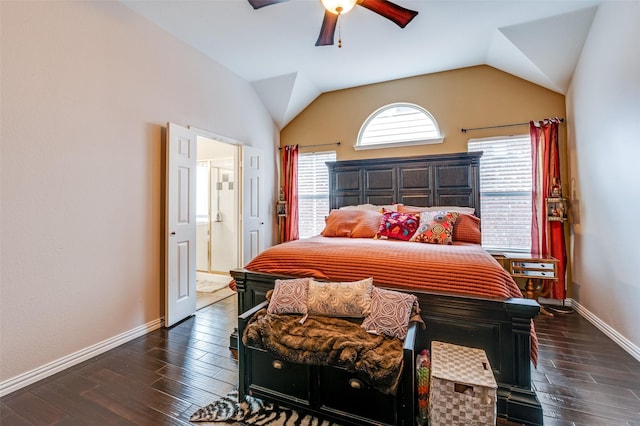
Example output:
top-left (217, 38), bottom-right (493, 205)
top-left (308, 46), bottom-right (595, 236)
top-left (190, 390), bottom-right (340, 425)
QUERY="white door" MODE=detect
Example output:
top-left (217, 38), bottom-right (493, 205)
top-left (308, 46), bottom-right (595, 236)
top-left (242, 146), bottom-right (265, 264)
top-left (165, 122), bottom-right (197, 327)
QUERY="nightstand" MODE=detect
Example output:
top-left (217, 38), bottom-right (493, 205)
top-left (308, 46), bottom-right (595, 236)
top-left (504, 253), bottom-right (558, 316)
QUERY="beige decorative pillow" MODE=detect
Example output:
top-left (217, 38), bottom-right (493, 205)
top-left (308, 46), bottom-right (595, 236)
top-left (267, 278), bottom-right (311, 315)
top-left (361, 287), bottom-right (418, 340)
top-left (307, 278), bottom-right (374, 318)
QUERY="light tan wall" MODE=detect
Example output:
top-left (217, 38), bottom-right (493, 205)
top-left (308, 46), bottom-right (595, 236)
top-left (566, 2), bottom-right (640, 353)
top-left (282, 65), bottom-right (566, 164)
top-left (0, 1), bottom-right (277, 386)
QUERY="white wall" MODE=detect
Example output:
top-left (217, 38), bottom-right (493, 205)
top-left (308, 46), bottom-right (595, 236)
top-left (0, 1), bottom-right (278, 386)
top-left (566, 2), bottom-right (640, 350)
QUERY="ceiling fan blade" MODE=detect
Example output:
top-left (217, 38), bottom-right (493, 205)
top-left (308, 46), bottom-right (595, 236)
top-left (357, 0), bottom-right (418, 28)
top-left (315, 11), bottom-right (339, 46)
top-left (247, 0), bottom-right (288, 10)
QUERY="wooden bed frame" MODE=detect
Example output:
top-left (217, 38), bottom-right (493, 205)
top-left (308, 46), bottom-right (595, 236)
top-left (232, 152), bottom-right (543, 425)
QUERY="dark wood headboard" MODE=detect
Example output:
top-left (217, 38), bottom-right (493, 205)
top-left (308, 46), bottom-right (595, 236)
top-left (327, 152), bottom-right (482, 217)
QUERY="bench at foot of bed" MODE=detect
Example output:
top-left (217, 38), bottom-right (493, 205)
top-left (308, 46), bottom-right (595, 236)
top-left (238, 301), bottom-right (418, 426)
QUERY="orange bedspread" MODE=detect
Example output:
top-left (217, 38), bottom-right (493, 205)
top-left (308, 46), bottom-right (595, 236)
top-left (244, 236), bottom-right (538, 365)
top-left (245, 236), bottom-right (523, 300)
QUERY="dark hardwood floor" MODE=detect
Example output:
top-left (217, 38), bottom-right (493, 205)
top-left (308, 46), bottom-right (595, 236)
top-left (533, 309), bottom-right (640, 426)
top-left (2, 296), bottom-right (639, 425)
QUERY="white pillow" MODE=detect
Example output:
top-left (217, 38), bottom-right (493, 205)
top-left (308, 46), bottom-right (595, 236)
top-left (399, 205), bottom-right (475, 215)
top-left (339, 203), bottom-right (400, 212)
top-left (423, 206), bottom-right (475, 214)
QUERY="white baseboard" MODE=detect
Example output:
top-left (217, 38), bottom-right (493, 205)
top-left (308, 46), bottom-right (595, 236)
top-left (0, 318), bottom-right (164, 397)
top-left (540, 298), bottom-right (640, 363)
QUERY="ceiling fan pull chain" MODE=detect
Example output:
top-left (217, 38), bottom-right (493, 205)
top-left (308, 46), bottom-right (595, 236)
top-left (338, 14), bottom-right (343, 48)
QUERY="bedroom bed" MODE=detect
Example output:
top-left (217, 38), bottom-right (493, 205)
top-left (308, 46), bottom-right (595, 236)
top-left (231, 152), bottom-right (543, 425)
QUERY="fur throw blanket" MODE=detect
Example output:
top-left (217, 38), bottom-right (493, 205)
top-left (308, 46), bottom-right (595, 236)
top-left (242, 309), bottom-right (405, 395)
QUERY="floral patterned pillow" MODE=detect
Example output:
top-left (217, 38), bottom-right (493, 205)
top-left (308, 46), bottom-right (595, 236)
top-left (267, 278), bottom-right (311, 315)
top-left (375, 211), bottom-right (420, 241)
top-left (410, 211), bottom-right (459, 244)
top-left (307, 278), bottom-right (373, 318)
top-left (361, 287), bottom-right (418, 340)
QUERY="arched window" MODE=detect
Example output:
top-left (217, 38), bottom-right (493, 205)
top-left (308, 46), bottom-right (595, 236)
top-left (356, 103), bottom-right (443, 150)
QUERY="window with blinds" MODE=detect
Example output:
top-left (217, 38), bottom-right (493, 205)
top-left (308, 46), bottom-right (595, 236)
top-left (356, 103), bottom-right (443, 150)
top-left (468, 136), bottom-right (532, 252)
top-left (298, 151), bottom-right (336, 239)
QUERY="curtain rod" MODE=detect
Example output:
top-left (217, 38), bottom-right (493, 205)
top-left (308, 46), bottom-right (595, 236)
top-left (278, 142), bottom-right (341, 150)
top-left (461, 118), bottom-right (564, 133)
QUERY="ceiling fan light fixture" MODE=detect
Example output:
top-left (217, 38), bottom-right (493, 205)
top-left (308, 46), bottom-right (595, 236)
top-left (321, 0), bottom-right (357, 15)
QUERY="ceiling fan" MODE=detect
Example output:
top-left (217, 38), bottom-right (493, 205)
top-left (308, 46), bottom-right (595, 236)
top-left (248, 0), bottom-right (419, 47)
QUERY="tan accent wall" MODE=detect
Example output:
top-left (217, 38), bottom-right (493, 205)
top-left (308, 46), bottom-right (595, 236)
top-left (282, 65), bottom-right (566, 162)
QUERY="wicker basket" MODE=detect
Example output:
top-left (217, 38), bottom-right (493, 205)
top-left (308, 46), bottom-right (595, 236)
top-left (428, 341), bottom-right (497, 426)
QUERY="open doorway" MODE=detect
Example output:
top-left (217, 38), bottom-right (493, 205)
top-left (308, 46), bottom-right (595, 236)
top-left (195, 135), bottom-right (240, 310)
top-left (166, 123), bottom-right (267, 325)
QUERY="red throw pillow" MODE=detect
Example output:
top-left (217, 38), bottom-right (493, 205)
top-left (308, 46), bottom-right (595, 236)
top-left (376, 211), bottom-right (420, 241)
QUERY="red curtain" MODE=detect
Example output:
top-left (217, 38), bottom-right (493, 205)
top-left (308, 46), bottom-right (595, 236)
top-left (282, 145), bottom-right (299, 242)
top-left (530, 118), bottom-right (566, 299)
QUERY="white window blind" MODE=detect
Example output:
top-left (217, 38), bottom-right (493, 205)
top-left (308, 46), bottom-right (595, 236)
top-left (356, 103), bottom-right (443, 150)
top-left (298, 151), bottom-right (336, 239)
top-left (468, 136), bottom-right (532, 252)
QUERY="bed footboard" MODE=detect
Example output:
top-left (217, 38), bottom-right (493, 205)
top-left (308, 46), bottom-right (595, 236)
top-left (230, 268), bottom-right (543, 426)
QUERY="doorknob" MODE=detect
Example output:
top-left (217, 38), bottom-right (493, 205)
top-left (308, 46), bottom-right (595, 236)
top-left (170, 232), bottom-right (176, 236)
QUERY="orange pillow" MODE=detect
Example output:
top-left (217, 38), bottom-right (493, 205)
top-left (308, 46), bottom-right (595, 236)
top-left (453, 213), bottom-right (482, 244)
top-left (321, 209), bottom-right (383, 238)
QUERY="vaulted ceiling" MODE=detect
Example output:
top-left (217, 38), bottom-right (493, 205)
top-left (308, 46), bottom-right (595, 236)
top-left (122, 0), bottom-right (601, 129)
